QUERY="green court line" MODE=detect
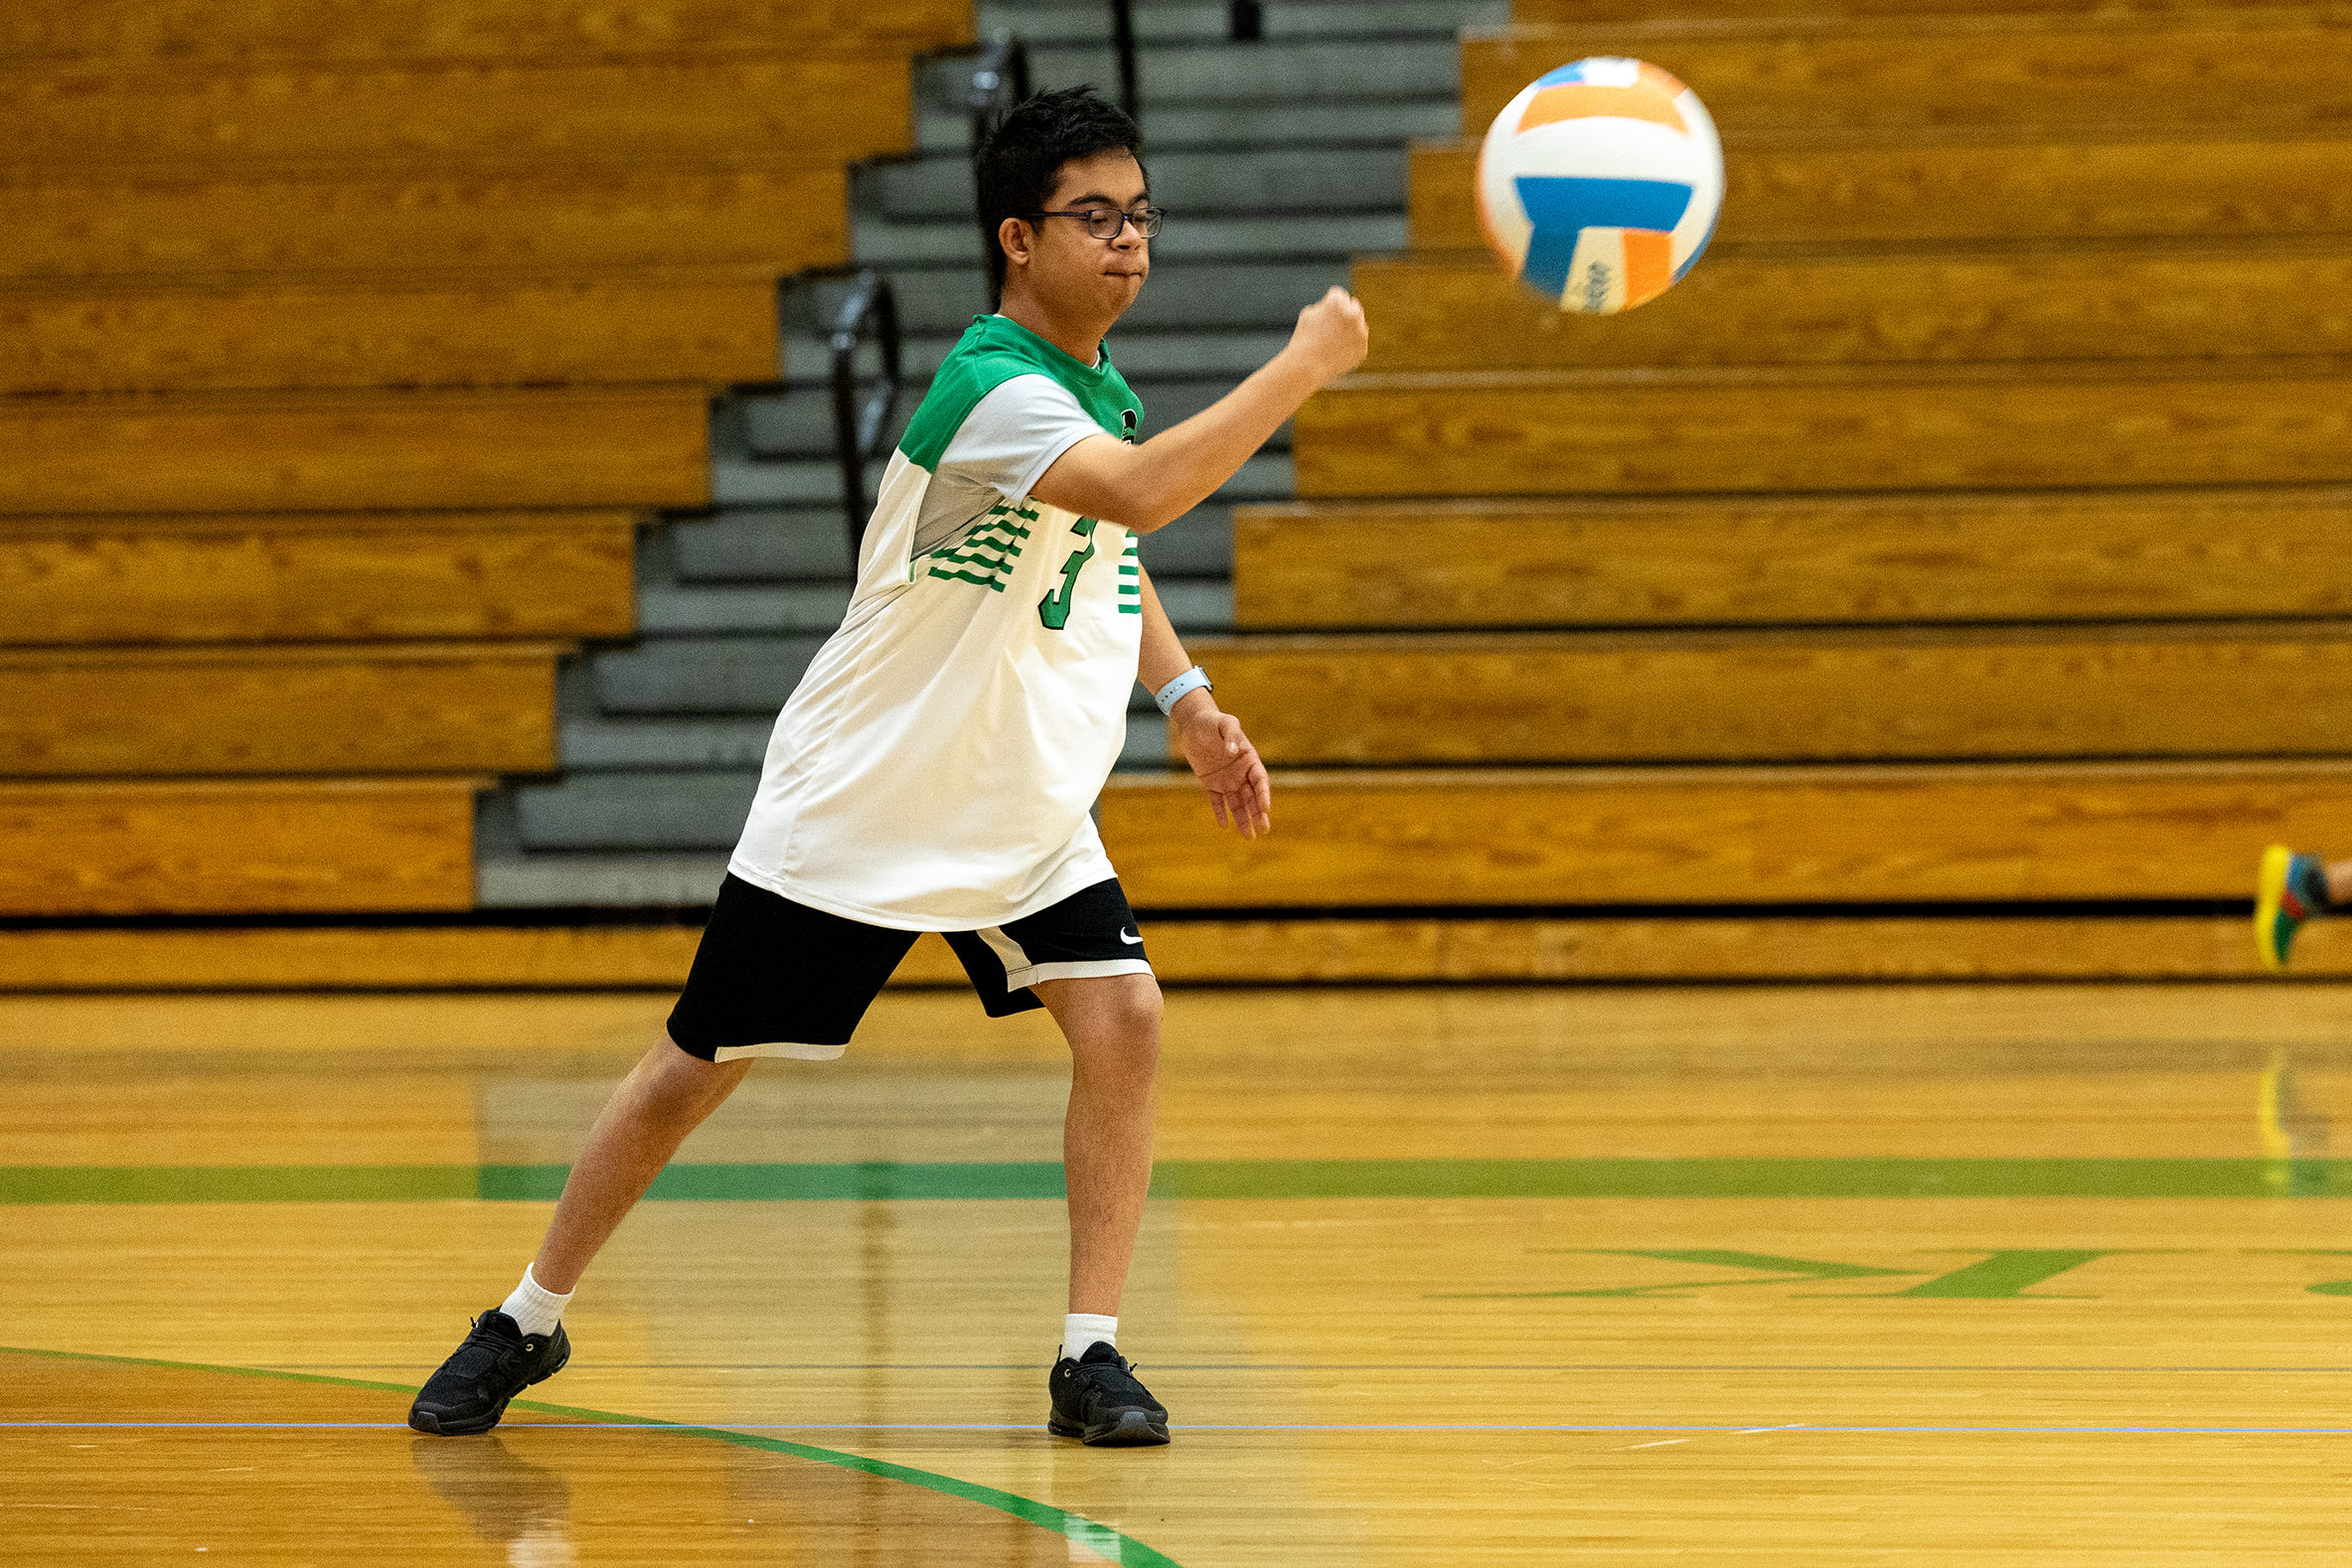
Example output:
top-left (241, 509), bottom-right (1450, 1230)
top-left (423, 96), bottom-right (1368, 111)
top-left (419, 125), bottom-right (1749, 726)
top-left (0, 1344), bottom-right (1180, 1568)
top-left (3, 1157), bottom-right (2348, 1204)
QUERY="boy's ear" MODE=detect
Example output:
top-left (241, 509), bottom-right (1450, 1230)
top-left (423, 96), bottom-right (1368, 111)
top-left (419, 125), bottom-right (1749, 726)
top-left (998, 216), bottom-right (1033, 273)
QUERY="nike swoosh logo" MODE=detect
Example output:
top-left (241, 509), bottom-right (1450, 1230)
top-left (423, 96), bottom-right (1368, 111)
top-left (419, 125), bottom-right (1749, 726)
top-left (1118, 929), bottom-right (1144, 945)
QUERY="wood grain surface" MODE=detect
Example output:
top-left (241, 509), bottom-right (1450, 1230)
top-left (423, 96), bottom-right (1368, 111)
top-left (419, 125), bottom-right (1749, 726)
top-left (1294, 362), bottom-right (2352, 498)
top-left (1184, 624), bottom-right (2352, 764)
top-left (0, 386), bottom-right (709, 513)
top-left (1511, 0), bottom-right (2317, 22)
top-left (0, 163), bottom-right (849, 279)
top-left (0, 509), bottom-right (639, 645)
top-left (0, 55), bottom-right (910, 172)
top-left (7, 912), bottom-right (2345, 987)
top-left (0, 642), bottom-right (562, 776)
top-left (1462, 14), bottom-right (2352, 136)
top-left (1410, 133), bottom-right (2352, 247)
top-left (1097, 760), bottom-right (2352, 906)
top-left (1231, 490), bottom-right (2352, 630)
top-left (0, 777), bottom-right (480, 913)
top-left (1353, 241), bottom-right (2352, 372)
top-left (0, 0), bottom-right (974, 67)
top-left (0, 267), bottom-right (779, 394)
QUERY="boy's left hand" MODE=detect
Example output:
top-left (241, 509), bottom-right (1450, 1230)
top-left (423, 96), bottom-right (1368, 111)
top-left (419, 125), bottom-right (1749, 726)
top-left (1173, 705), bottom-right (1272, 840)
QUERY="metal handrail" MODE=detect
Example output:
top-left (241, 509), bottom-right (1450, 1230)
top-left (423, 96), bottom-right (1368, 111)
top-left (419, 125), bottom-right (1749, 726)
top-left (1109, 0), bottom-right (1139, 121)
top-left (829, 268), bottom-right (902, 557)
top-left (966, 32), bottom-right (1031, 148)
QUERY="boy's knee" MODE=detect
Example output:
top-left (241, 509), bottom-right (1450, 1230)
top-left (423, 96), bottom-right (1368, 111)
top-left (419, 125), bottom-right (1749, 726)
top-left (1058, 978), bottom-right (1163, 1064)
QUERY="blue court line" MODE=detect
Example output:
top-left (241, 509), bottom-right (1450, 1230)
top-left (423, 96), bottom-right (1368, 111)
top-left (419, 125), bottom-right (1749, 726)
top-left (10, 1421), bottom-right (2352, 1435)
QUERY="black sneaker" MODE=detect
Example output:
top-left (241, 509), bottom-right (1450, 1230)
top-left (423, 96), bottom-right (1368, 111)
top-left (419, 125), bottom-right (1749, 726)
top-left (407, 1310), bottom-right (570, 1437)
top-left (1048, 1341), bottom-right (1171, 1446)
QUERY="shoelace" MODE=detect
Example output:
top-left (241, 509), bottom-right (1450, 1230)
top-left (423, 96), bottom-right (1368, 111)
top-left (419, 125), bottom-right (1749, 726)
top-left (449, 1320), bottom-right (537, 1382)
top-left (1071, 1356), bottom-right (1154, 1402)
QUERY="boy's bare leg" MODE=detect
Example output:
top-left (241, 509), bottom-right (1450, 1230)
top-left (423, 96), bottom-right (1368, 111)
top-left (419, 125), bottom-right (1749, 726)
top-left (1034, 973), bottom-right (1163, 1315)
top-left (530, 1035), bottom-right (752, 1293)
top-left (2328, 860), bottom-right (2352, 905)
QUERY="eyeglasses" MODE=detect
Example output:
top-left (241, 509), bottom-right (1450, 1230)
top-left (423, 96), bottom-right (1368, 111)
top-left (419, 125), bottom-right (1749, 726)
top-left (1020, 206), bottom-right (1166, 239)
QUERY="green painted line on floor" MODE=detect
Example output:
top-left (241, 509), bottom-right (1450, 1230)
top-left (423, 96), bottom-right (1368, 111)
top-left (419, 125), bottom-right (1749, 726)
top-left (0, 1345), bottom-right (1180, 1567)
top-left (2, 1157), bottom-right (2347, 1204)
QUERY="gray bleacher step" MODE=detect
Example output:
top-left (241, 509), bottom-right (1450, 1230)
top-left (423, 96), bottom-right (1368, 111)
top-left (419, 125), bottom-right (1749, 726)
top-left (712, 458), bottom-right (851, 508)
top-left (673, 510), bottom-right (854, 581)
top-left (1219, 452), bottom-right (1293, 500)
top-left (1137, 504), bottom-right (1233, 574)
top-left (973, 0), bottom-right (1505, 45)
top-left (851, 259), bottom-right (1351, 335)
top-left (561, 716), bottom-right (772, 770)
top-left (919, 96), bottom-right (1461, 151)
top-left (872, 144), bottom-right (1408, 223)
top-left (858, 211), bottom-right (1405, 264)
top-left (518, 770), bottom-right (757, 850)
top-left (730, 386), bottom-right (841, 461)
top-left (1107, 330), bottom-right (1293, 378)
top-left (787, 327), bottom-right (1294, 386)
top-left (476, 852), bottom-right (731, 909)
top-left (593, 636), bottom-right (829, 714)
top-left (637, 583), bottom-right (853, 635)
top-left (1021, 38), bottom-right (1464, 102)
top-left (562, 707), bottom-right (1175, 773)
top-left (1147, 576), bottom-right (1234, 631)
top-left (1128, 379), bottom-right (1292, 449)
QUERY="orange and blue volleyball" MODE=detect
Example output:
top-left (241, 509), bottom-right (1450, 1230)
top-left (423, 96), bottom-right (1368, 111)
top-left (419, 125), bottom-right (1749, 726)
top-left (1476, 58), bottom-right (1723, 315)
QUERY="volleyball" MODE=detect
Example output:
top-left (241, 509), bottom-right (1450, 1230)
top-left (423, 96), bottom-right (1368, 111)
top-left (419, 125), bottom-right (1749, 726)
top-left (1476, 57), bottom-right (1723, 315)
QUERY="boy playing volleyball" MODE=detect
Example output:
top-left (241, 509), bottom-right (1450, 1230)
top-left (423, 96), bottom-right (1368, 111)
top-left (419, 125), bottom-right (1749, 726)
top-left (406, 86), bottom-right (1369, 1446)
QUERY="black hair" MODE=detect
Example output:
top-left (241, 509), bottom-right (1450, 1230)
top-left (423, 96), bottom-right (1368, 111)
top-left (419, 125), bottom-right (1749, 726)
top-left (974, 85), bottom-right (1147, 305)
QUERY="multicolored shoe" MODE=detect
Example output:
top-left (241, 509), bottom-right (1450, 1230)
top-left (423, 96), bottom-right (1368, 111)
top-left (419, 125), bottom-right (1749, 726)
top-left (2257, 846), bottom-right (2332, 972)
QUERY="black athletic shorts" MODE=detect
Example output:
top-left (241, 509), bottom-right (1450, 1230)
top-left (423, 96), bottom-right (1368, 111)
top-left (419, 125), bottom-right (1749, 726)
top-left (666, 873), bottom-right (1154, 1062)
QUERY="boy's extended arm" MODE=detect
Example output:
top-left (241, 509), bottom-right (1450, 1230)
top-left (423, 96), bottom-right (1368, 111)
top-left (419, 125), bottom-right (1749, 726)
top-left (1138, 564), bottom-right (1270, 840)
top-left (1028, 286), bottom-right (1368, 533)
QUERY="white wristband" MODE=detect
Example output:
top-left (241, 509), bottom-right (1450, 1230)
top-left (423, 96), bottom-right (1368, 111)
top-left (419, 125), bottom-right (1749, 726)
top-left (1153, 665), bottom-right (1212, 716)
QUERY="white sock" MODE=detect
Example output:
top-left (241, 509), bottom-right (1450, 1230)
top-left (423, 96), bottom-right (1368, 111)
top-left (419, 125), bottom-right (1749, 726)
top-left (1061, 1313), bottom-right (1118, 1362)
top-left (499, 1264), bottom-right (572, 1338)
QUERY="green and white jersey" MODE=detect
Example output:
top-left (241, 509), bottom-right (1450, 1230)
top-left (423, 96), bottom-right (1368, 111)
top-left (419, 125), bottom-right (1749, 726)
top-left (729, 314), bottom-right (1148, 930)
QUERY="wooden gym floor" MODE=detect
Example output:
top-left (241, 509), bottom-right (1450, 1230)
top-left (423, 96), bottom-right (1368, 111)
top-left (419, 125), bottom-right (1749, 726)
top-left (7, 980), bottom-right (2352, 1563)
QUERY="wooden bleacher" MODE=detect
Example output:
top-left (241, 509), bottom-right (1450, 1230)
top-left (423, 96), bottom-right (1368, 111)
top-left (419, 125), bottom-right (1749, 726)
top-left (1179, 625), bottom-right (2352, 765)
top-left (0, 268), bottom-right (780, 394)
top-left (0, 510), bottom-right (638, 645)
top-left (1348, 241), bottom-right (2352, 370)
top-left (1232, 489), bottom-right (2352, 630)
top-left (1459, 15), bottom-right (2352, 133)
top-left (0, 0), bottom-right (965, 920)
top-left (1188, 0), bottom-right (2352, 978)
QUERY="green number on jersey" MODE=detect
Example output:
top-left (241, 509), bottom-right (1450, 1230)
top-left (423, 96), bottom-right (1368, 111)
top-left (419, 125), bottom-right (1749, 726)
top-left (1037, 518), bottom-right (1099, 631)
